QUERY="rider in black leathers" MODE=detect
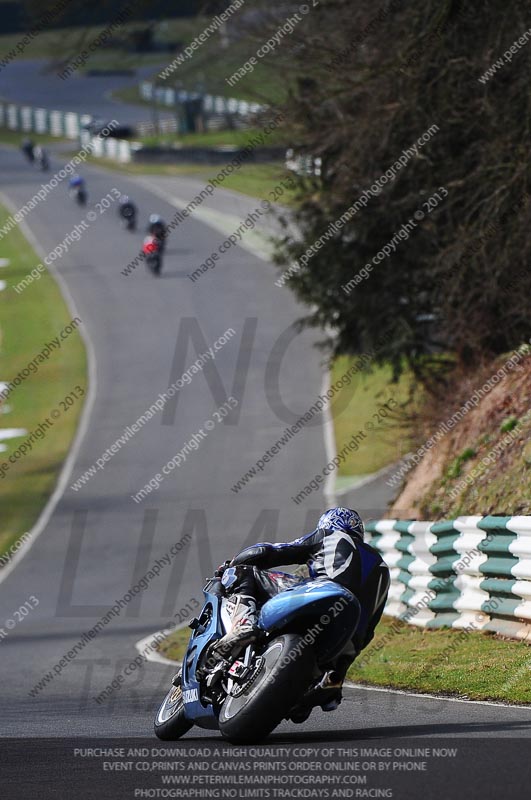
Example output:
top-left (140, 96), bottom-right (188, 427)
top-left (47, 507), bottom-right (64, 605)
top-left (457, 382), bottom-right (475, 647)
top-left (147, 214), bottom-right (167, 251)
top-left (21, 138), bottom-right (35, 163)
top-left (210, 507), bottom-right (390, 709)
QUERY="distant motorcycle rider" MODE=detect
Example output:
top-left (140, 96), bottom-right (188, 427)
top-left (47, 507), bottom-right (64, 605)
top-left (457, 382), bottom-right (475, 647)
top-left (118, 194), bottom-right (137, 230)
top-left (142, 234), bottom-right (163, 276)
top-left (69, 175), bottom-right (85, 190)
top-left (33, 145), bottom-right (49, 171)
top-left (148, 214), bottom-right (167, 250)
top-left (21, 137), bottom-right (35, 163)
top-left (210, 507), bottom-right (390, 710)
top-left (69, 174), bottom-right (87, 205)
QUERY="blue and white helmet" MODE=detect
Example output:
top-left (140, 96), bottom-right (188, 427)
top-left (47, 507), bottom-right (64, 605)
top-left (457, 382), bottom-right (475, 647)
top-left (317, 507), bottom-right (364, 541)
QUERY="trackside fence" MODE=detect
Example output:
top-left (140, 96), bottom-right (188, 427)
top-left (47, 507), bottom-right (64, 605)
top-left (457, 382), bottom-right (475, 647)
top-left (366, 516), bottom-right (531, 642)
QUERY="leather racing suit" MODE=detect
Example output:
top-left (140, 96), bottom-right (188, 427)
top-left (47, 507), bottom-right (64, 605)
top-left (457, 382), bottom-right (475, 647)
top-left (217, 526), bottom-right (390, 678)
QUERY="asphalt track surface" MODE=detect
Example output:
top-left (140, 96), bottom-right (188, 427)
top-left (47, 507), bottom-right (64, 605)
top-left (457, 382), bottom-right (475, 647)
top-left (0, 143), bottom-right (339, 738)
top-left (0, 59), bottom-right (171, 124)
top-left (0, 138), bottom-right (530, 796)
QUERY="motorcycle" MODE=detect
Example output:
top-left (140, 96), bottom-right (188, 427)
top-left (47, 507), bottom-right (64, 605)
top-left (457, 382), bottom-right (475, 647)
top-left (34, 147), bottom-right (49, 171)
top-left (70, 186), bottom-right (87, 206)
top-left (148, 221), bottom-right (167, 253)
top-left (21, 139), bottom-right (35, 163)
top-left (119, 204), bottom-right (137, 232)
top-left (154, 573), bottom-right (360, 744)
top-left (143, 236), bottom-right (163, 275)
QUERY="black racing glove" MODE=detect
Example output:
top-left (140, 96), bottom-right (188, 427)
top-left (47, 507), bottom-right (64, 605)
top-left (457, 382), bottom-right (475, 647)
top-left (214, 560), bottom-right (232, 578)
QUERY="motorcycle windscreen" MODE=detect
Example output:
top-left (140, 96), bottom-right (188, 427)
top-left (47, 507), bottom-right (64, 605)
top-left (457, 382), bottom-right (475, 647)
top-left (258, 580), bottom-right (360, 663)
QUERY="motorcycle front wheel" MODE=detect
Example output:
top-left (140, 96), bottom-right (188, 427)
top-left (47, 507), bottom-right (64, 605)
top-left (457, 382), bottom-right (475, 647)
top-left (218, 633), bottom-right (315, 744)
top-left (154, 673), bottom-right (194, 741)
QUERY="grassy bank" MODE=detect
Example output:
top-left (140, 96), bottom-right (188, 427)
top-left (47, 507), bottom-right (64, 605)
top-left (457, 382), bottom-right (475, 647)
top-left (424, 358), bottom-right (531, 519)
top-left (157, 615), bottom-right (530, 704)
top-left (0, 204), bottom-right (87, 562)
top-left (0, 18), bottom-right (201, 69)
top-left (392, 350), bottom-right (531, 519)
top-left (111, 34), bottom-right (285, 106)
top-left (88, 157), bottom-right (296, 204)
top-left (331, 359), bottom-right (412, 477)
top-left (138, 127), bottom-right (289, 149)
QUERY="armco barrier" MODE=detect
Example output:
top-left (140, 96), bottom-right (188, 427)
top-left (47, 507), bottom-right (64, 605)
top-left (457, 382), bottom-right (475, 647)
top-left (365, 516), bottom-right (531, 642)
top-left (0, 100), bottom-right (91, 139)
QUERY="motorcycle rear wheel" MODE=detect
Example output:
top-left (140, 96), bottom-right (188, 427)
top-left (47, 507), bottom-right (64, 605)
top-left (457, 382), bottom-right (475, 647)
top-left (146, 255), bottom-right (162, 275)
top-left (218, 633), bottom-right (315, 744)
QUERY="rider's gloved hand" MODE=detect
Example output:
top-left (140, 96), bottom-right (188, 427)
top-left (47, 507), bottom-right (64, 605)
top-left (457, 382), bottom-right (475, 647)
top-left (214, 560), bottom-right (232, 578)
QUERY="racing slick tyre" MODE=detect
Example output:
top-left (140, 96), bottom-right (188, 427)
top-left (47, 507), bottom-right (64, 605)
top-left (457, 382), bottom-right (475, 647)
top-left (154, 672), bottom-right (194, 741)
top-left (219, 633), bottom-right (315, 744)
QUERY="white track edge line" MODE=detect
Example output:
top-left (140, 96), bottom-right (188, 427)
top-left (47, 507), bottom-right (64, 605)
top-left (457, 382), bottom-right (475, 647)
top-left (0, 190), bottom-right (98, 587)
top-left (136, 624), bottom-right (189, 667)
top-left (335, 463), bottom-right (401, 498)
top-left (137, 630), bottom-right (531, 711)
top-left (343, 681), bottom-right (531, 711)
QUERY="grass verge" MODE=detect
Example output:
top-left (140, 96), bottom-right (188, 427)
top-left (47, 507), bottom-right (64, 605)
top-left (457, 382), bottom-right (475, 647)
top-left (157, 627), bottom-right (189, 663)
top-left (157, 614), bottom-right (531, 704)
top-left (350, 616), bottom-right (531, 703)
top-left (331, 359), bottom-right (413, 476)
top-left (110, 34), bottom-right (286, 106)
top-left (85, 157), bottom-right (296, 204)
top-left (0, 204), bottom-right (87, 563)
top-left (0, 127), bottom-right (69, 149)
top-left (138, 127), bottom-right (289, 149)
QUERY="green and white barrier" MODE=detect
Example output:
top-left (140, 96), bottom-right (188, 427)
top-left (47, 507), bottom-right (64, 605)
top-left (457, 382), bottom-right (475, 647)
top-left (0, 100), bottom-right (92, 139)
top-left (139, 80), bottom-right (263, 117)
top-left (81, 133), bottom-right (134, 163)
top-left (366, 516), bottom-right (531, 642)
top-left (285, 147), bottom-right (322, 177)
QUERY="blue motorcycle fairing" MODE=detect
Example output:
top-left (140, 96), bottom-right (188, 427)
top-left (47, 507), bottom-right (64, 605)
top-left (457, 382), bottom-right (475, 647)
top-left (180, 578), bottom-right (361, 725)
top-left (180, 581), bottom-right (224, 727)
top-left (258, 579), bottom-right (360, 663)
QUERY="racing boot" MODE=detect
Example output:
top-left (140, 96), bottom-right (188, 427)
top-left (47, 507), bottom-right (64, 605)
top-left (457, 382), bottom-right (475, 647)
top-left (288, 670), bottom-right (343, 723)
top-left (209, 595), bottom-right (259, 662)
top-left (316, 670), bottom-right (344, 710)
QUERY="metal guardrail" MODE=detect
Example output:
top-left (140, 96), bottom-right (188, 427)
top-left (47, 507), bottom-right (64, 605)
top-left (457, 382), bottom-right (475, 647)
top-left (366, 516), bottom-right (531, 642)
